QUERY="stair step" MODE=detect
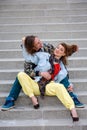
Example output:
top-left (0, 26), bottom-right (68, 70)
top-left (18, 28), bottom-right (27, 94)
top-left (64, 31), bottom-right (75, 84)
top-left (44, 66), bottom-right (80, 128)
top-left (0, 9), bottom-right (87, 17)
top-left (0, 119), bottom-right (87, 130)
top-left (0, 2), bottom-right (87, 10)
top-left (68, 69), bottom-right (87, 79)
top-left (0, 105), bottom-right (87, 120)
top-left (0, 31), bottom-right (87, 40)
top-left (0, 16), bottom-right (87, 24)
top-left (0, 0), bottom-right (87, 3)
top-left (0, 23), bottom-right (87, 32)
top-left (0, 50), bottom-right (22, 59)
top-left (68, 58), bottom-right (87, 68)
top-left (0, 59), bottom-right (24, 69)
top-left (0, 92), bottom-right (86, 106)
top-left (0, 0), bottom-right (71, 4)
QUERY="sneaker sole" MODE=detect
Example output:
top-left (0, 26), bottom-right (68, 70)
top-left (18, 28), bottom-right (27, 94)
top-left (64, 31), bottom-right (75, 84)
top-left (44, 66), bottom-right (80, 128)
top-left (75, 105), bottom-right (85, 108)
top-left (1, 106), bottom-right (15, 111)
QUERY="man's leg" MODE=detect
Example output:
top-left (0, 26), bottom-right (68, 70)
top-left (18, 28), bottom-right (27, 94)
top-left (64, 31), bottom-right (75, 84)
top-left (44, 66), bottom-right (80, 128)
top-left (1, 76), bottom-right (22, 111)
top-left (8, 77), bottom-right (22, 100)
top-left (60, 76), bottom-right (84, 108)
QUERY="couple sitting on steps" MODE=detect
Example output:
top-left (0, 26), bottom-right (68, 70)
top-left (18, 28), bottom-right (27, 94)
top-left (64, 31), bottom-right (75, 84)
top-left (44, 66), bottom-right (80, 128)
top-left (1, 35), bottom-right (85, 122)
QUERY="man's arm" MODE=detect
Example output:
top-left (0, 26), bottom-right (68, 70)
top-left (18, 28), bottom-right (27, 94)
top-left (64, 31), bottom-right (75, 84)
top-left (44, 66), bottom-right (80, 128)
top-left (23, 42), bottom-right (55, 79)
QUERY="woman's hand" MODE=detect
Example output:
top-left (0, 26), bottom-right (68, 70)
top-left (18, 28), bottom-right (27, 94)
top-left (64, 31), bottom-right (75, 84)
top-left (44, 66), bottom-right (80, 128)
top-left (40, 72), bottom-right (51, 80)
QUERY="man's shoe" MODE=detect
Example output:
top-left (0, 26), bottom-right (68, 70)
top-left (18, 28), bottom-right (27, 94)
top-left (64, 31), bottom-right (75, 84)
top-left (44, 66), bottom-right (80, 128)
top-left (1, 100), bottom-right (15, 111)
top-left (74, 98), bottom-right (85, 108)
top-left (75, 102), bottom-right (85, 108)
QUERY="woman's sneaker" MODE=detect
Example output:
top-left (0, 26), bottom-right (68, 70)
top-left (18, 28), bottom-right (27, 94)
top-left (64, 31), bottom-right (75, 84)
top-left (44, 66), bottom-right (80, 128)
top-left (1, 100), bottom-right (15, 111)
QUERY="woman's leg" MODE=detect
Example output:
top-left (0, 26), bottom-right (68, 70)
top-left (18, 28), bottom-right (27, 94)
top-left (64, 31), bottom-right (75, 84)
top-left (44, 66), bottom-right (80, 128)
top-left (45, 81), bottom-right (79, 121)
top-left (17, 72), bottom-right (40, 108)
top-left (17, 72), bottom-right (79, 121)
top-left (18, 72), bottom-right (40, 96)
top-left (45, 81), bottom-right (75, 110)
top-left (18, 72), bottom-right (75, 110)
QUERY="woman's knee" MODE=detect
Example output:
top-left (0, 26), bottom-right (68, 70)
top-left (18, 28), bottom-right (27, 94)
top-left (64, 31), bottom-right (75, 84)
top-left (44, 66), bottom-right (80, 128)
top-left (56, 83), bottom-right (65, 89)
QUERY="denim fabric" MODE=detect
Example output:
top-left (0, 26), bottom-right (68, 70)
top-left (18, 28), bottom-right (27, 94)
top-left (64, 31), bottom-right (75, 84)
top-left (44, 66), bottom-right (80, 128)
top-left (60, 76), bottom-right (70, 89)
top-left (69, 92), bottom-right (77, 99)
top-left (60, 76), bottom-right (78, 100)
top-left (7, 77), bottom-right (21, 101)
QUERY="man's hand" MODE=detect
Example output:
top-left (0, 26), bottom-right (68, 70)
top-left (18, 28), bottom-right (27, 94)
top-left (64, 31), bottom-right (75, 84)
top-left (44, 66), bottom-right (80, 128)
top-left (22, 37), bottom-right (25, 44)
top-left (67, 85), bottom-right (73, 92)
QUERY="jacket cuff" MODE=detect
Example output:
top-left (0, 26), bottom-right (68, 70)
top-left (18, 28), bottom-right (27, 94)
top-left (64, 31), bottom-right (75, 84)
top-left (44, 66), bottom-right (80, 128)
top-left (36, 71), bottom-right (40, 76)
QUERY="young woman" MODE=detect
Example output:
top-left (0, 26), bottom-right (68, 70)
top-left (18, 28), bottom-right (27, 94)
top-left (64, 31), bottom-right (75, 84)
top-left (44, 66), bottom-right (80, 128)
top-left (31, 44), bottom-right (78, 99)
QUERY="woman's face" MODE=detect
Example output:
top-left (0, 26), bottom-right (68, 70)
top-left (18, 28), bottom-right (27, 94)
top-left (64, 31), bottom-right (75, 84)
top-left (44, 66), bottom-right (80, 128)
top-left (54, 44), bottom-right (66, 58)
top-left (33, 37), bottom-right (43, 51)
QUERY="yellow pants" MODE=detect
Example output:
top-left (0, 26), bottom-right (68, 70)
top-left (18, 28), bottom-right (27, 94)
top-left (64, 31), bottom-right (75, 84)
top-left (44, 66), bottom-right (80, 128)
top-left (17, 72), bottom-right (75, 110)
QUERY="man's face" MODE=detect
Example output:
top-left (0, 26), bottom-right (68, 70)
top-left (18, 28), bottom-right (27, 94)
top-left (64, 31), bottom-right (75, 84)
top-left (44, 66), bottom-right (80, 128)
top-left (33, 37), bottom-right (43, 51)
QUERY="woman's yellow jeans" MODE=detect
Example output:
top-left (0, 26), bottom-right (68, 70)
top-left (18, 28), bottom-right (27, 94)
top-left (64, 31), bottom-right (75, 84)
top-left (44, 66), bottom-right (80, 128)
top-left (17, 72), bottom-right (75, 110)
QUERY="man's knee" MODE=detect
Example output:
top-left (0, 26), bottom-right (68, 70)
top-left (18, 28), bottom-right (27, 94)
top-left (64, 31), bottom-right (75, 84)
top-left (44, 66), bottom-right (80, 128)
top-left (17, 72), bottom-right (25, 79)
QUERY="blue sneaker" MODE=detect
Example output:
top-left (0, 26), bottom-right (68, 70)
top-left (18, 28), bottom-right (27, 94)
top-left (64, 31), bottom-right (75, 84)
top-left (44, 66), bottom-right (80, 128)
top-left (74, 98), bottom-right (85, 108)
top-left (1, 99), bottom-right (15, 111)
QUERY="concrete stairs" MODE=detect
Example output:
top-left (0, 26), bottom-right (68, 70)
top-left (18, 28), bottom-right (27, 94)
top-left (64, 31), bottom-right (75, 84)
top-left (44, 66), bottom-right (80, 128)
top-left (0, 0), bottom-right (87, 129)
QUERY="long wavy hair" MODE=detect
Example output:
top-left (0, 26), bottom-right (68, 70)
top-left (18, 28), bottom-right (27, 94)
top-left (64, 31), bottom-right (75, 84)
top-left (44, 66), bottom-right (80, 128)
top-left (24, 35), bottom-right (37, 54)
top-left (60, 42), bottom-right (78, 65)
